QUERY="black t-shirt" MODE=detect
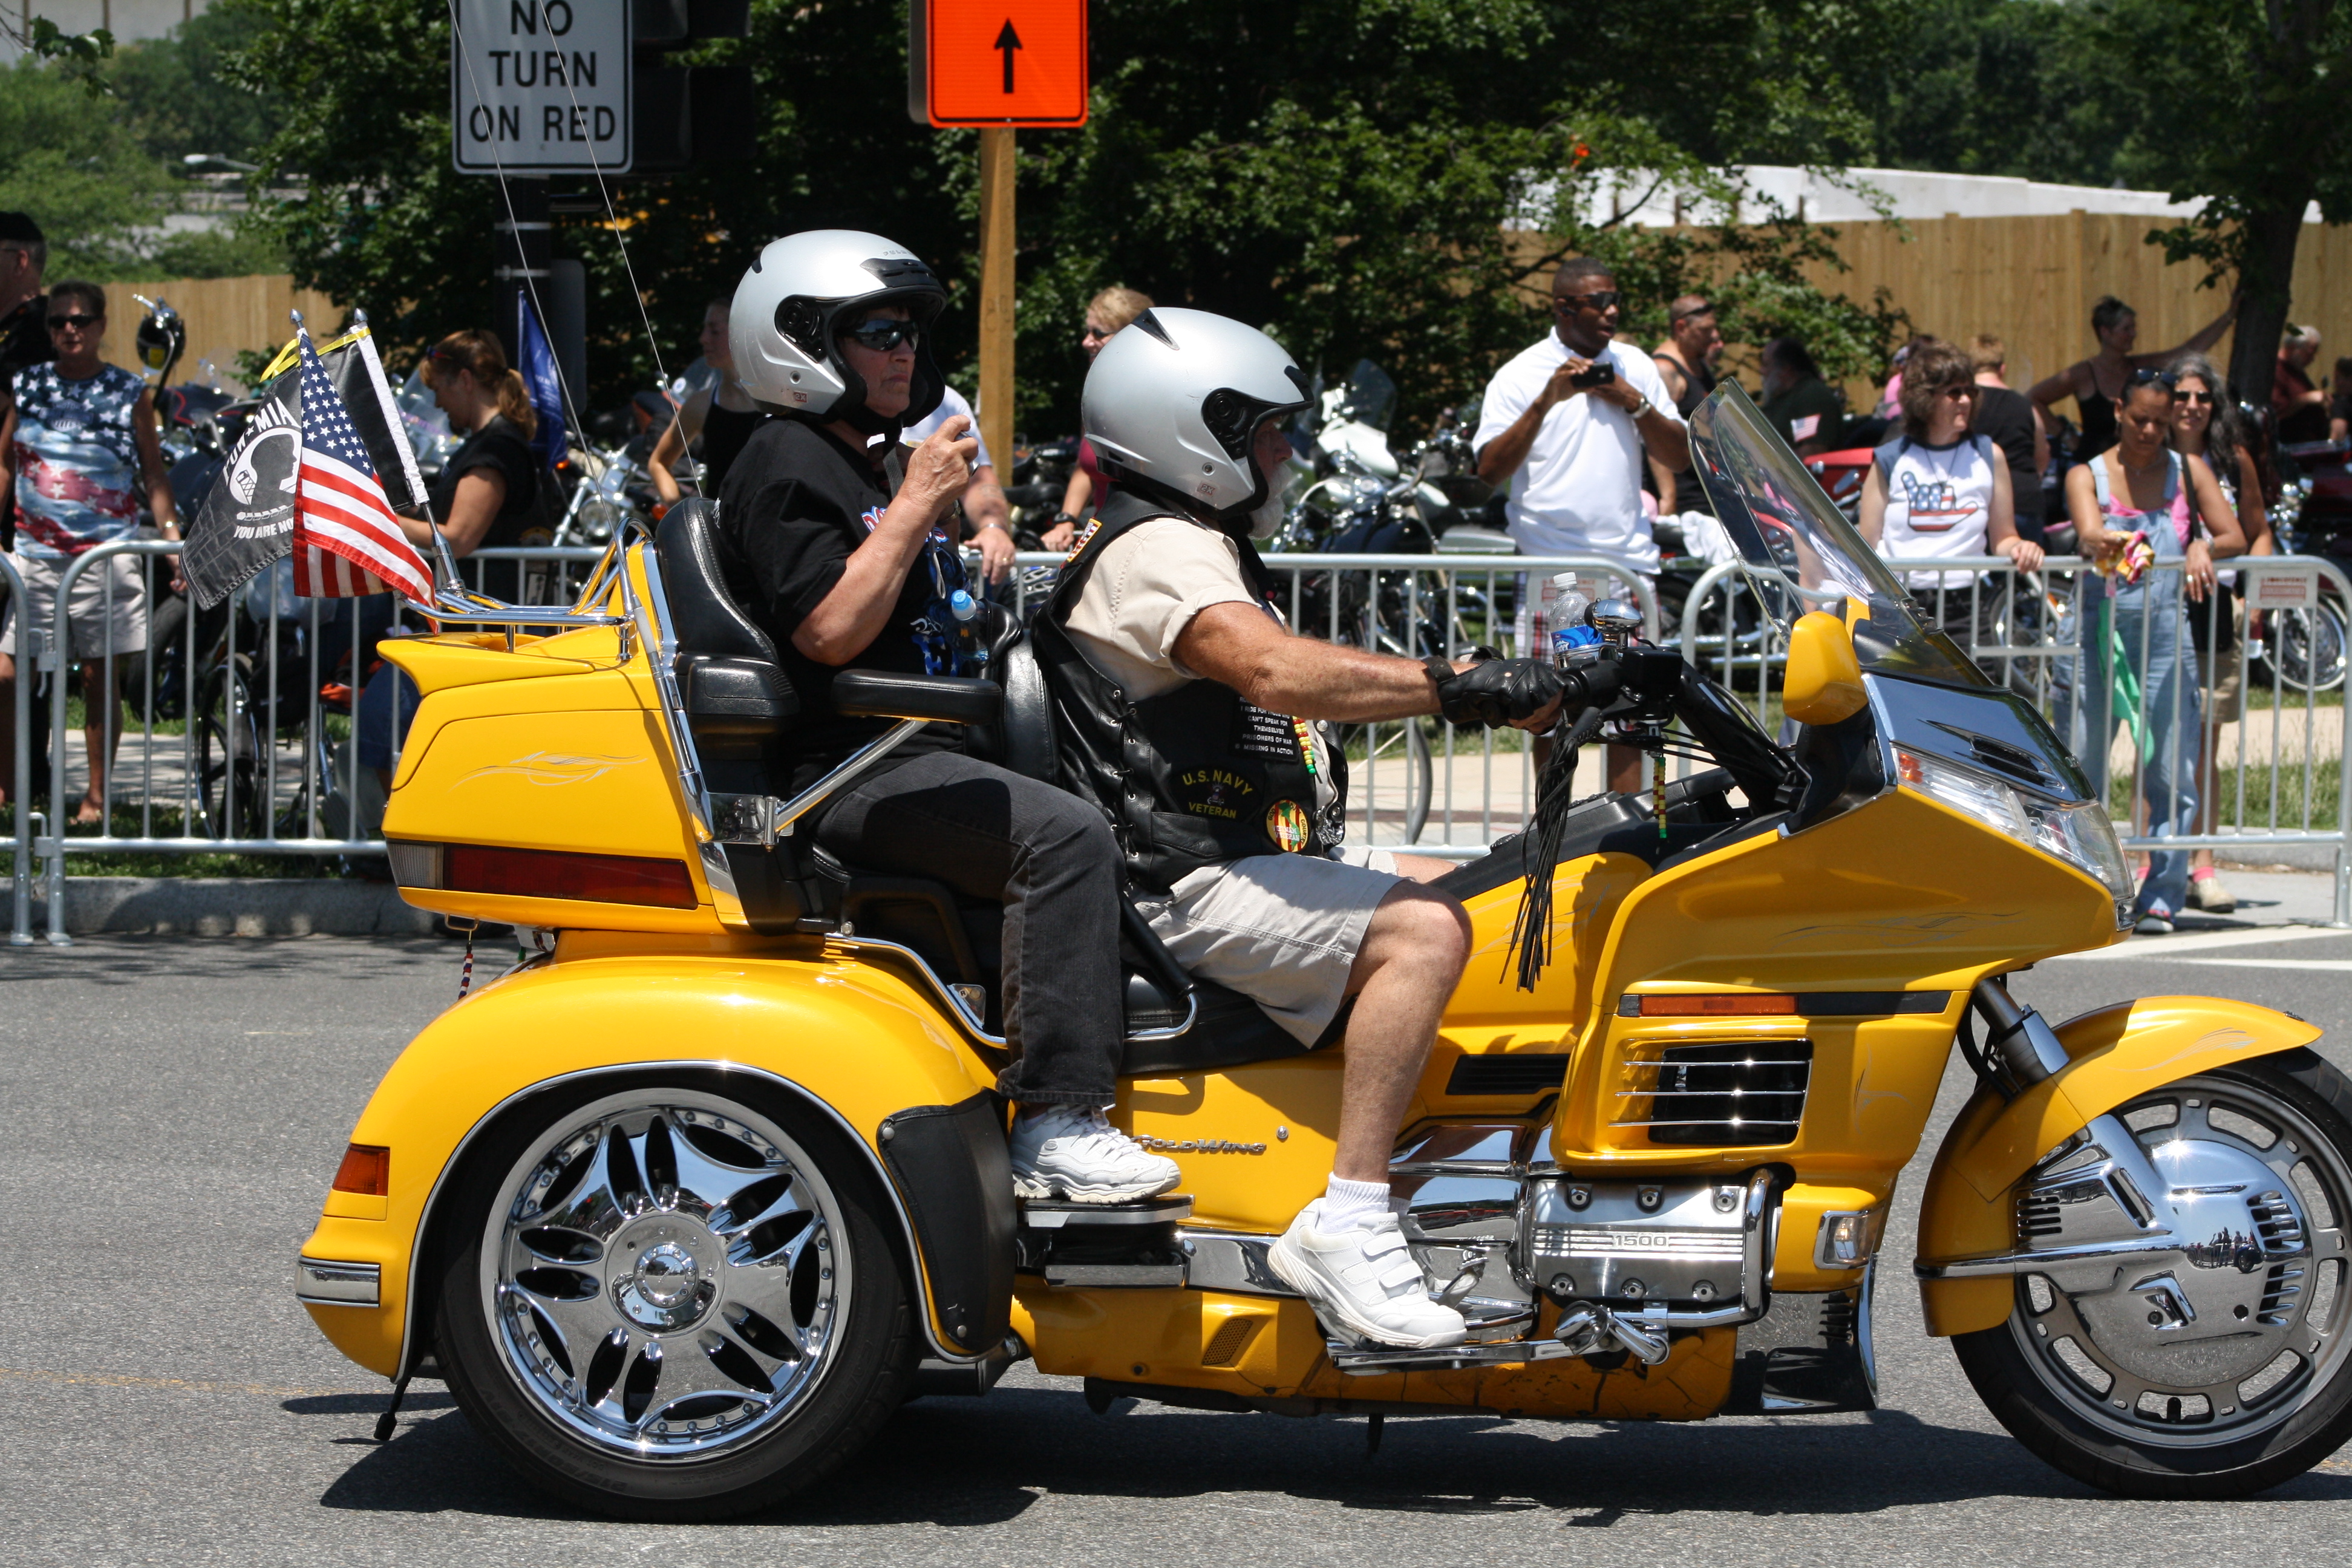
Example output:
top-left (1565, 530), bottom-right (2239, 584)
top-left (1972, 384), bottom-right (2043, 533)
top-left (434, 414), bottom-right (549, 601)
top-left (714, 417), bottom-right (964, 789)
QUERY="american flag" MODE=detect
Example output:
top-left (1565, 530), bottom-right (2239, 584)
top-left (291, 326), bottom-right (434, 605)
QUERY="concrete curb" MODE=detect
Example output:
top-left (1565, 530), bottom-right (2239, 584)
top-left (25, 877), bottom-right (436, 937)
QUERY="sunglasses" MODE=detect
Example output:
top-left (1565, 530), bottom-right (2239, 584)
top-left (48, 313), bottom-right (100, 331)
top-left (1669, 302), bottom-right (1715, 323)
top-left (842, 318), bottom-right (920, 353)
top-left (1080, 323), bottom-right (1112, 341)
top-left (2128, 366), bottom-right (2180, 392)
top-left (1554, 290), bottom-right (1622, 313)
top-left (1939, 384), bottom-right (1978, 399)
top-left (2176, 388), bottom-right (2215, 406)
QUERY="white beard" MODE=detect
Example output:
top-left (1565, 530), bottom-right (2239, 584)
top-left (1247, 487), bottom-right (1288, 540)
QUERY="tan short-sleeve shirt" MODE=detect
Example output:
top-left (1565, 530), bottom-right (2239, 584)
top-left (1062, 516), bottom-right (1260, 699)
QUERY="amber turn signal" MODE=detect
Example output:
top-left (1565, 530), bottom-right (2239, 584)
top-left (1636, 994), bottom-right (1798, 1017)
top-left (332, 1144), bottom-right (390, 1197)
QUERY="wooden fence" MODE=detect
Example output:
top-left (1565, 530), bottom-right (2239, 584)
top-left (1807, 211), bottom-right (2351, 407)
top-left (91, 274), bottom-right (342, 391)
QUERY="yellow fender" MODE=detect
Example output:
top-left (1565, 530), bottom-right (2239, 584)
top-left (1915, 994), bottom-right (2320, 1336)
top-left (297, 938), bottom-right (1001, 1378)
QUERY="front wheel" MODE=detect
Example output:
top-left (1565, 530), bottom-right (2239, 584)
top-left (1955, 1051), bottom-right (2352, 1497)
top-left (435, 1076), bottom-right (916, 1518)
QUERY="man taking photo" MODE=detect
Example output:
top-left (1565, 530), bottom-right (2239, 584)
top-left (1473, 258), bottom-right (1687, 790)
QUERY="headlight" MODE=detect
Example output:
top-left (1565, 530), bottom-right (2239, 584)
top-left (1895, 748), bottom-right (2133, 913)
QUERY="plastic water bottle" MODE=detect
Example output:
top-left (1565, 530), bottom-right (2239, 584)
top-left (1547, 576), bottom-right (1601, 664)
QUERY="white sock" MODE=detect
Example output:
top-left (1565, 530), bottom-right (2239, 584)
top-left (1319, 1175), bottom-right (1390, 1232)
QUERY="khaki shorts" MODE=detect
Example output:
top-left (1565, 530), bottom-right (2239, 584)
top-left (1140, 844), bottom-right (1403, 1047)
top-left (1, 551), bottom-right (149, 658)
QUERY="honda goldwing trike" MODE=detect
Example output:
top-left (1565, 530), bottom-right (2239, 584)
top-left (298, 386), bottom-right (2352, 1515)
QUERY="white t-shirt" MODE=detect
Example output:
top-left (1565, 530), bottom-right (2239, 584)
top-left (1874, 433), bottom-right (1999, 589)
top-left (1472, 334), bottom-right (1682, 575)
top-left (901, 385), bottom-right (994, 470)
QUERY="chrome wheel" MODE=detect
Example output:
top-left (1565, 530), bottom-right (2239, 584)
top-left (2004, 1071), bottom-right (2352, 1451)
top-left (482, 1089), bottom-right (849, 1460)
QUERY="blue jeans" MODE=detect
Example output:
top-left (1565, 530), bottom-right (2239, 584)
top-left (2059, 567), bottom-right (2201, 918)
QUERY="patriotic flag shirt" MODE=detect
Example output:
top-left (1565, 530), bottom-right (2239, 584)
top-left (8, 362), bottom-right (145, 559)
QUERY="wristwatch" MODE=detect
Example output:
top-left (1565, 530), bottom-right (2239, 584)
top-left (1051, 511), bottom-right (1079, 528)
top-left (1627, 396), bottom-right (1653, 420)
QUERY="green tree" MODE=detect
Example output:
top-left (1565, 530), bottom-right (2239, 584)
top-left (235, 0), bottom-right (1905, 430)
top-left (2112, 0), bottom-right (2352, 402)
top-left (0, 56), bottom-right (173, 278)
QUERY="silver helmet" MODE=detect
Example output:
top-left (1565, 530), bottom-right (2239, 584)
top-left (1080, 308), bottom-right (1309, 520)
top-left (729, 229), bottom-right (948, 433)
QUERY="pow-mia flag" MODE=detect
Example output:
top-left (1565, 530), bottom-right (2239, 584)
top-left (181, 319), bottom-right (426, 610)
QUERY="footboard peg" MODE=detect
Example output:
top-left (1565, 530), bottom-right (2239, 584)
top-left (1018, 1195), bottom-right (1192, 1287)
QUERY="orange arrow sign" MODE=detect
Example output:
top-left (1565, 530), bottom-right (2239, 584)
top-left (923, 0), bottom-right (1086, 126)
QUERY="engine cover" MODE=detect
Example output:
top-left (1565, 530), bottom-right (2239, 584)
top-left (1521, 1175), bottom-right (1759, 1305)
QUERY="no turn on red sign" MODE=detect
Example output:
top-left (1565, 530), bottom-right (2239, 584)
top-left (908, 0), bottom-right (1088, 127)
top-left (452, 0), bottom-right (633, 174)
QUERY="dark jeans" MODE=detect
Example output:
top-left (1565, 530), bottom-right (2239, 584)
top-left (814, 750), bottom-right (1122, 1106)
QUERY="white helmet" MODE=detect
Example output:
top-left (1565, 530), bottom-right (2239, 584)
top-left (729, 229), bottom-right (948, 433)
top-left (1080, 308), bottom-right (1309, 518)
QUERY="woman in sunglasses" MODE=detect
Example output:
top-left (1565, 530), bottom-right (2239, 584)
top-left (2063, 368), bottom-right (2246, 934)
top-left (1045, 285), bottom-right (1152, 552)
top-left (716, 231), bottom-right (1181, 1205)
top-left (1857, 338), bottom-right (2041, 645)
top-left (0, 279), bottom-right (178, 823)
top-left (2168, 354), bottom-right (2273, 915)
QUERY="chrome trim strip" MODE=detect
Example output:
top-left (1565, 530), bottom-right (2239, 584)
top-left (1913, 1234), bottom-right (2189, 1280)
top-left (395, 1059), bottom-right (993, 1376)
top-left (296, 1257), bottom-right (382, 1307)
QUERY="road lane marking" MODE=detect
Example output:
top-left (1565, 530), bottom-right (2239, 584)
top-left (0, 1364), bottom-right (374, 1400)
top-left (2174, 958), bottom-right (2352, 972)
top-left (2051, 925), bottom-right (2352, 961)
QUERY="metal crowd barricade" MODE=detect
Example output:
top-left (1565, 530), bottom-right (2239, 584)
top-left (1676, 552), bottom-right (2352, 927)
top-left (1, 549), bottom-right (33, 945)
top-left (31, 541), bottom-right (604, 944)
top-left (22, 536), bottom-right (2346, 939)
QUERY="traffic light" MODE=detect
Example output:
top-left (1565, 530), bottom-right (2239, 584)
top-left (633, 0), bottom-right (755, 172)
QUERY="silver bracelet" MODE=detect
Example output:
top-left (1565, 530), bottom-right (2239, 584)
top-left (1627, 396), bottom-right (1653, 420)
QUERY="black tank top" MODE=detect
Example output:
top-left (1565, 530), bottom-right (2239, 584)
top-left (2076, 382), bottom-right (2118, 462)
top-left (697, 402), bottom-right (766, 498)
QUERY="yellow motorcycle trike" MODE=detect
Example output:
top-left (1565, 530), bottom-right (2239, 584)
top-left (297, 388), bottom-right (2352, 1514)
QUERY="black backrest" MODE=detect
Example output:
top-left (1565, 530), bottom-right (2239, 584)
top-left (993, 634), bottom-right (1058, 783)
top-left (656, 499), bottom-right (776, 662)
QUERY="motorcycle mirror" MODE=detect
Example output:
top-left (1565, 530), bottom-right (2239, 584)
top-left (1782, 610), bottom-right (1867, 727)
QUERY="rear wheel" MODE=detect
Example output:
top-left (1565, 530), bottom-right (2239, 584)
top-left (1955, 1051), bottom-right (2352, 1497)
top-left (435, 1076), bottom-right (916, 1518)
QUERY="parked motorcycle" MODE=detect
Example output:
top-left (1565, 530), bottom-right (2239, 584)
top-left (2259, 442), bottom-right (2351, 693)
top-left (296, 382), bottom-right (2352, 1516)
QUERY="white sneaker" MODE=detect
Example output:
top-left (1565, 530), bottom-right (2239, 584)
top-left (1008, 1106), bottom-right (1181, 1203)
top-left (1267, 1201), bottom-right (1466, 1350)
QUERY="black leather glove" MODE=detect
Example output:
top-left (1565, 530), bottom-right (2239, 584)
top-left (1425, 655), bottom-right (1564, 728)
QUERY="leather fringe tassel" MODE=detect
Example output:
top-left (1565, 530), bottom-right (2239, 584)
top-left (1505, 705), bottom-right (1609, 991)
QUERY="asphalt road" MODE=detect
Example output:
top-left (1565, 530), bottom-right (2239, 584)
top-left (8, 881), bottom-right (2352, 1566)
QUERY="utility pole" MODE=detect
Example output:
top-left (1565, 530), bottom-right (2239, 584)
top-left (976, 127), bottom-right (1016, 476)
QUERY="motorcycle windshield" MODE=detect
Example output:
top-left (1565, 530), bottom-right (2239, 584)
top-left (1690, 382), bottom-right (1989, 687)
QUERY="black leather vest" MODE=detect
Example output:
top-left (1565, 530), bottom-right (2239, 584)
top-left (1033, 492), bottom-right (1347, 892)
